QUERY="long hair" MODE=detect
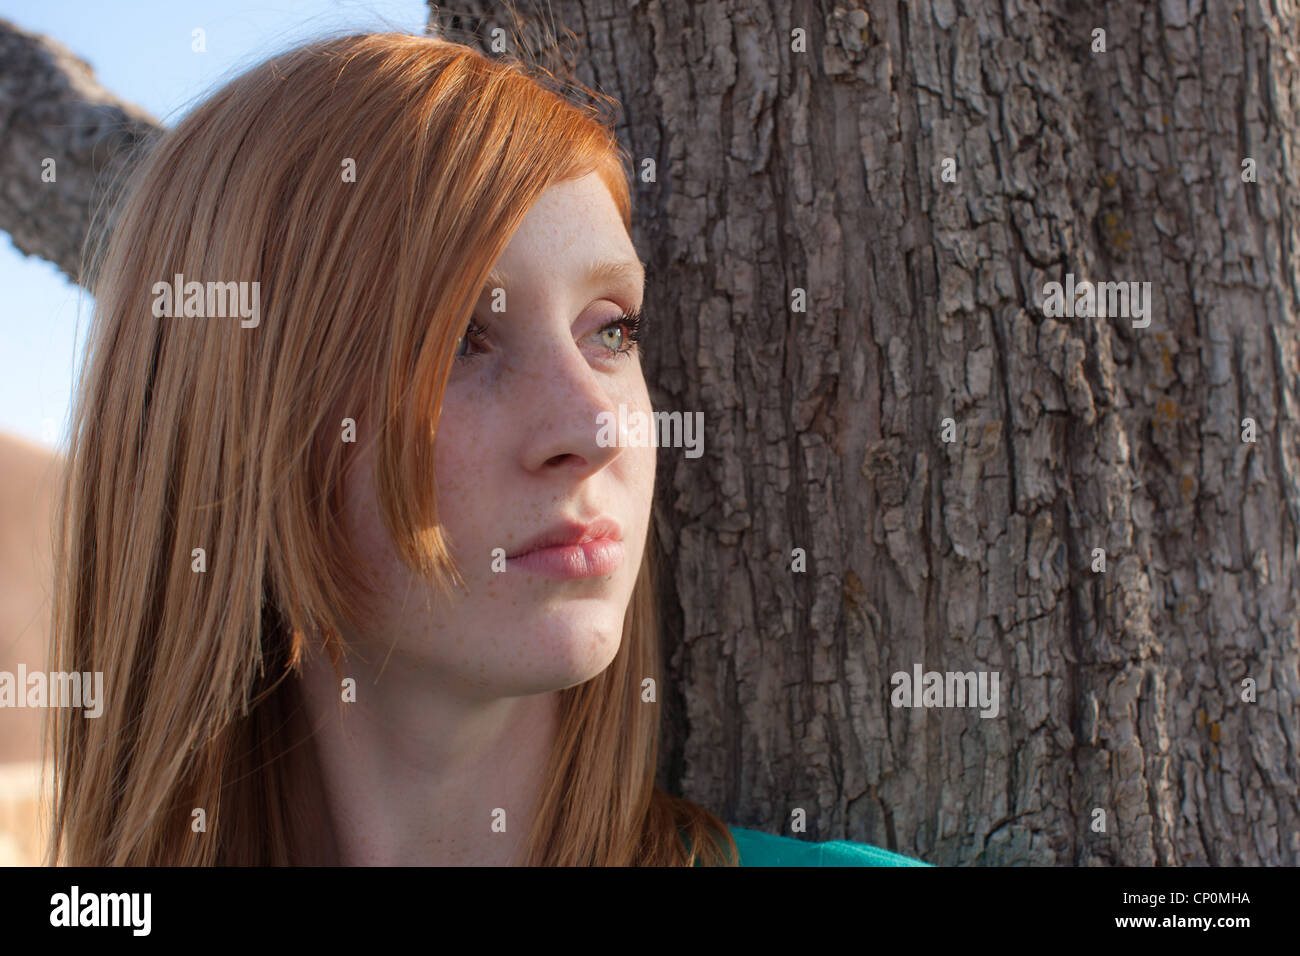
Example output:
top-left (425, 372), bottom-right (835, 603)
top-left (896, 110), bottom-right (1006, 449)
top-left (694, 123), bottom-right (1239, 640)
top-left (44, 31), bottom-right (737, 866)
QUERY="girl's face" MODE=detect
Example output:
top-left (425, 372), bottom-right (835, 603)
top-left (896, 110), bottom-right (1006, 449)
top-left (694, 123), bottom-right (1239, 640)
top-left (340, 172), bottom-right (655, 697)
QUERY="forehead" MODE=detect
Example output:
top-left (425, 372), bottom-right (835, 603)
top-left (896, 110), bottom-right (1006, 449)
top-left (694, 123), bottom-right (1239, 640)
top-left (482, 173), bottom-right (644, 296)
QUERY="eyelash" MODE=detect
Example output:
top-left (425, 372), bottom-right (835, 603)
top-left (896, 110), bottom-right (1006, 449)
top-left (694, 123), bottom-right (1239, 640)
top-left (454, 308), bottom-right (645, 362)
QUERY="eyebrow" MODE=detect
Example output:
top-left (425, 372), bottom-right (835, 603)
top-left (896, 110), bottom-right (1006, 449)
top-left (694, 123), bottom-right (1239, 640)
top-left (482, 256), bottom-right (646, 297)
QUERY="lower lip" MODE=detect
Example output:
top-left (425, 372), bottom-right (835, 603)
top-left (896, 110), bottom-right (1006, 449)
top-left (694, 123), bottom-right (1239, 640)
top-left (507, 538), bottom-right (623, 579)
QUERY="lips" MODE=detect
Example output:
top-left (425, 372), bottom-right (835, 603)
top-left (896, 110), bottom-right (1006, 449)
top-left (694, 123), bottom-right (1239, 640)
top-left (507, 516), bottom-right (623, 559)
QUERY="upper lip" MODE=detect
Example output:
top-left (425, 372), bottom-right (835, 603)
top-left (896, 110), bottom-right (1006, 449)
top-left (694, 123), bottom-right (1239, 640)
top-left (507, 516), bottom-right (623, 558)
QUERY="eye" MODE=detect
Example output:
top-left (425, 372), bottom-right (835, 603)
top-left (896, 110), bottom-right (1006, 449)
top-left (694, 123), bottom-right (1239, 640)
top-left (598, 325), bottom-right (624, 352)
top-left (454, 320), bottom-right (489, 361)
top-left (594, 308), bottom-right (644, 359)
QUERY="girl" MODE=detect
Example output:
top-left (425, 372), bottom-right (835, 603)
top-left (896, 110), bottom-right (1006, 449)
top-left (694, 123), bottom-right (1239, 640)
top-left (44, 31), bottom-right (924, 867)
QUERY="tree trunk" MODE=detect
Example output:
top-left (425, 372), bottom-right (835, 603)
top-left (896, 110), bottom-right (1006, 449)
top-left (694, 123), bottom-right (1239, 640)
top-left (430, 0), bottom-right (1300, 865)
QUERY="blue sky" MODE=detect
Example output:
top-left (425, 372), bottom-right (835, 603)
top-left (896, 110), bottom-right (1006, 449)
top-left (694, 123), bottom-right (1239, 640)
top-left (0, 0), bottom-right (430, 449)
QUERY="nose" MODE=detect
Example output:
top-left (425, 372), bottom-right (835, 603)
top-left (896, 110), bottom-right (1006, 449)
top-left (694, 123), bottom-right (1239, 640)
top-left (515, 340), bottom-right (625, 478)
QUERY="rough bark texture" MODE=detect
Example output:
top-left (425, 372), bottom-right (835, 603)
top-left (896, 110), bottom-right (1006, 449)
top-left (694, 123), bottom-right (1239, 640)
top-left (1, 2), bottom-right (1296, 865)
top-left (430, 0), bottom-right (1300, 865)
top-left (0, 18), bottom-right (157, 284)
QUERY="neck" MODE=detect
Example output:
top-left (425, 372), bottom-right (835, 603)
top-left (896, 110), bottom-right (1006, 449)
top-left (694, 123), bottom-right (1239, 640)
top-left (292, 644), bottom-right (560, 866)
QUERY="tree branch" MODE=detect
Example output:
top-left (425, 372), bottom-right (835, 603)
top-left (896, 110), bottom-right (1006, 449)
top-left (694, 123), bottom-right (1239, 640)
top-left (0, 18), bottom-right (158, 286)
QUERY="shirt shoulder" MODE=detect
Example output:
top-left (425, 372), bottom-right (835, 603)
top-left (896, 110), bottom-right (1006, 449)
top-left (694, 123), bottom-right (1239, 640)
top-left (727, 826), bottom-right (930, 867)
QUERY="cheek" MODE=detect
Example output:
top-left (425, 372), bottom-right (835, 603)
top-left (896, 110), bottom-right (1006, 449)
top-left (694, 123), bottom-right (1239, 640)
top-left (628, 442), bottom-right (656, 497)
top-left (626, 379), bottom-right (657, 486)
top-left (337, 453), bottom-right (422, 624)
top-left (428, 397), bottom-right (505, 577)
top-left (428, 390), bottom-right (488, 509)
top-left (430, 415), bottom-right (480, 501)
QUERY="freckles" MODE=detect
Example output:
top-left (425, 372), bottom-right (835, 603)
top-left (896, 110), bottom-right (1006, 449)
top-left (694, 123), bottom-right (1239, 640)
top-left (432, 441), bottom-right (473, 495)
top-left (346, 494), bottom-right (402, 582)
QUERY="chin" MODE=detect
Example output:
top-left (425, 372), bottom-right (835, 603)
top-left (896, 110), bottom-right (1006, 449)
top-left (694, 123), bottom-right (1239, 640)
top-left (513, 619), bottom-right (625, 694)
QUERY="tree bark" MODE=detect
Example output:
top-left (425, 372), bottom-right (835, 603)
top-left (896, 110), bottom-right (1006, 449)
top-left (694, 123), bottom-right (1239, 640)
top-left (430, 0), bottom-right (1300, 865)
top-left (0, 18), bottom-right (157, 284)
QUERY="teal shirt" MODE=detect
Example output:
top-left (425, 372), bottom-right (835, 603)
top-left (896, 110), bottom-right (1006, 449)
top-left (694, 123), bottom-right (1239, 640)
top-left (727, 826), bottom-right (930, 867)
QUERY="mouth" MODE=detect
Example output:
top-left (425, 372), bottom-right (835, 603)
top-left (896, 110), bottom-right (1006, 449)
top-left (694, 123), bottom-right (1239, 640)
top-left (506, 516), bottom-right (624, 579)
